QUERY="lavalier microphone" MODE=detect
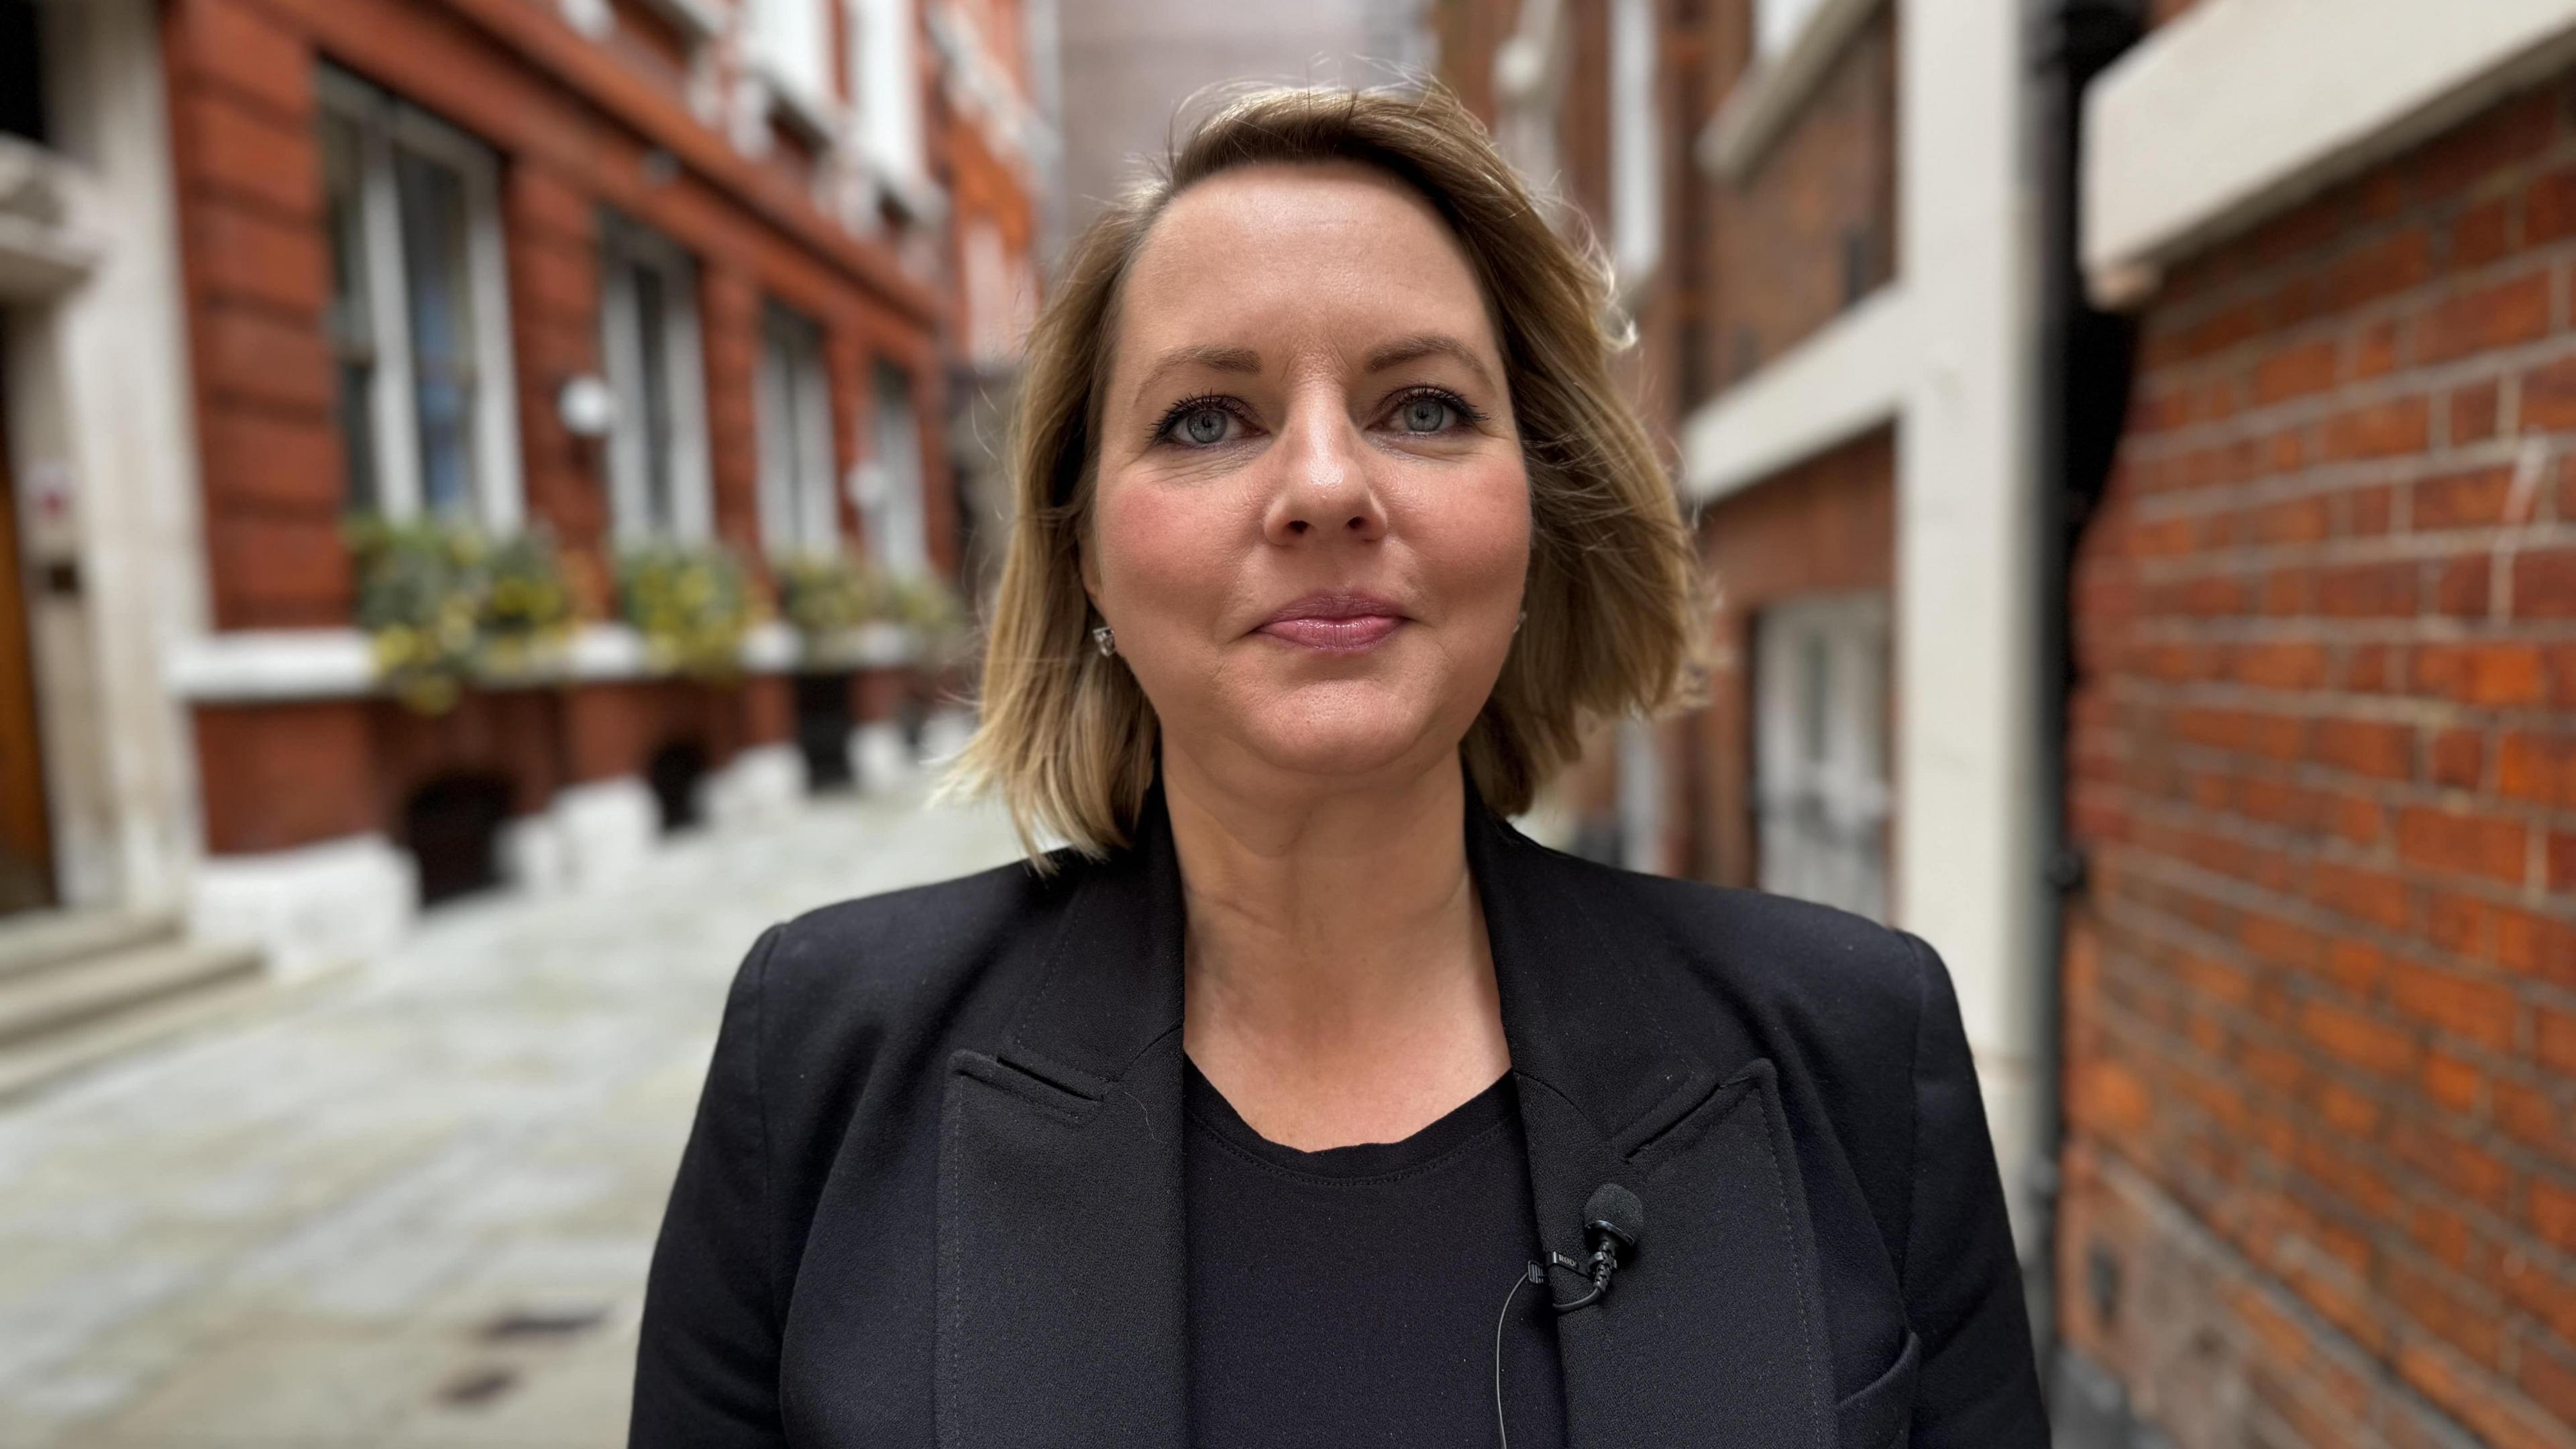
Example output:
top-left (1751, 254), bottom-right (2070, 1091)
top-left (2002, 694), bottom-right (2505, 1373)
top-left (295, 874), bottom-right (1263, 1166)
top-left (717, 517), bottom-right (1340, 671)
top-left (1546, 1182), bottom-right (1644, 1313)
top-left (1496, 1183), bottom-right (1646, 1448)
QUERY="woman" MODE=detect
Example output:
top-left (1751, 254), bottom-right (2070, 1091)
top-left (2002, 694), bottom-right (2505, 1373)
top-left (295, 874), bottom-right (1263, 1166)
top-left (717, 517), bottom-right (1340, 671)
top-left (632, 84), bottom-right (2045, 1448)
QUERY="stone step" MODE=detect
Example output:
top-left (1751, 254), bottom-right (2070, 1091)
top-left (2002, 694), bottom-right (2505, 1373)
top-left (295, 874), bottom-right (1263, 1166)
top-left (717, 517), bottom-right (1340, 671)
top-left (0, 969), bottom-right (280, 1103)
top-left (0, 938), bottom-right (264, 1050)
top-left (0, 907), bottom-right (182, 984)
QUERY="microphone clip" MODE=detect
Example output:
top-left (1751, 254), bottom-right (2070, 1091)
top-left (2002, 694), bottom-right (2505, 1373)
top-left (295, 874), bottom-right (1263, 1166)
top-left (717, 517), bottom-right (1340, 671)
top-left (1546, 1186), bottom-right (1642, 1314)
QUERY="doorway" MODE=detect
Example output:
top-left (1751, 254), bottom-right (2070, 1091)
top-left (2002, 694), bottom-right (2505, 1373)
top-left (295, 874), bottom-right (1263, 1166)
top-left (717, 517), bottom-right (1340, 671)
top-left (0, 333), bottom-right (56, 912)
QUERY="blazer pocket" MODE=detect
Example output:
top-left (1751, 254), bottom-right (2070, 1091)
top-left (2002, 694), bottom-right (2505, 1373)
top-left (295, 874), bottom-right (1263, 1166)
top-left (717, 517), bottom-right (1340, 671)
top-left (1835, 1328), bottom-right (1920, 1449)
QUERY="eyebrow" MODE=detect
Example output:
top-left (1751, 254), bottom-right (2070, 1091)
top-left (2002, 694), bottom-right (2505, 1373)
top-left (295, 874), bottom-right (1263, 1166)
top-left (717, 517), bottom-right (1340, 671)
top-left (1364, 333), bottom-right (1497, 389)
top-left (1129, 344), bottom-right (1263, 413)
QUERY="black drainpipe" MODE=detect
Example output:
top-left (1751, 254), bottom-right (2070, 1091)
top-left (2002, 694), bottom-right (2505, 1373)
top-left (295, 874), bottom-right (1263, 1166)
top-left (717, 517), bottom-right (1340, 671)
top-left (2029, 0), bottom-right (2142, 1421)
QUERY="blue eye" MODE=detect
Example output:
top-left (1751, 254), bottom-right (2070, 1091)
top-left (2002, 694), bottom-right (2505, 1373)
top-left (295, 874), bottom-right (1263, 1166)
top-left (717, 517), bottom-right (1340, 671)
top-left (1179, 407), bottom-right (1231, 445)
top-left (1397, 395), bottom-right (1456, 433)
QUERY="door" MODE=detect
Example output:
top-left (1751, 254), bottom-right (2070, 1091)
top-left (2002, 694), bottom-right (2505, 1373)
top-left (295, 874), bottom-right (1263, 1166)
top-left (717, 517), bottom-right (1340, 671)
top-left (0, 336), bottom-right (54, 911)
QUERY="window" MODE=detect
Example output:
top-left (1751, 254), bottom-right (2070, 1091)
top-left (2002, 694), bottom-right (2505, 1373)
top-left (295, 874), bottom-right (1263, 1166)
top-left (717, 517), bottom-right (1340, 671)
top-left (850, 0), bottom-right (925, 184)
top-left (755, 306), bottom-right (838, 558)
top-left (317, 70), bottom-right (522, 526)
top-left (857, 362), bottom-right (927, 575)
top-left (1608, 0), bottom-right (1661, 287)
top-left (1753, 593), bottom-right (1889, 921)
top-left (1755, 0), bottom-right (1829, 58)
top-left (747, 0), bottom-right (833, 109)
top-left (599, 215), bottom-right (713, 543)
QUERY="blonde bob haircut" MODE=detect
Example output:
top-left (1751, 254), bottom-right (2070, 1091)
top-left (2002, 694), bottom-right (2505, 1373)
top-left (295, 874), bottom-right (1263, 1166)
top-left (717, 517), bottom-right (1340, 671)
top-left (949, 81), bottom-right (1702, 863)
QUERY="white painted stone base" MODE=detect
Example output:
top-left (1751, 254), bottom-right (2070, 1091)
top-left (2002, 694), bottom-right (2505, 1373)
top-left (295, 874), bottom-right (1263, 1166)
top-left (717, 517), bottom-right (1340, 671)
top-left (849, 721), bottom-right (914, 794)
top-left (917, 706), bottom-right (976, 767)
top-left (701, 743), bottom-right (806, 830)
top-left (495, 812), bottom-right (573, 897)
top-left (549, 777), bottom-right (661, 891)
top-left (189, 835), bottom-right (418, 983)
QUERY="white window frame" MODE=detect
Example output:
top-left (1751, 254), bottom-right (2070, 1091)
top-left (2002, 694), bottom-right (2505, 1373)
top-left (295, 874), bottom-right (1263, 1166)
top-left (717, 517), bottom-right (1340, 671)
top-left (850, 0), bottom-right (926, 186)
top-left (856, 360), bottom-right (928, 576)
top-left (755, 305), bottom-right (839, 559)
top-left (598, 214), bottom-right (714, 545)
top-left (317, 68), bottom-right (523, 530)
top-left (1608, 0), bottom-right (1662, 290)
top-left (748, 0), bottom-right (835, 117)
top-left (1755, 0), bottom-right (1830, 59)
top-left (1754, 591), bottom-right (1890, 922)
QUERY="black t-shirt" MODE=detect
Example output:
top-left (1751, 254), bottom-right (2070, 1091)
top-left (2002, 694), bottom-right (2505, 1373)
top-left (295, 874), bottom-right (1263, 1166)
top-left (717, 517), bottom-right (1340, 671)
top-left (1183, 1059), bottom-right (1568, 1448)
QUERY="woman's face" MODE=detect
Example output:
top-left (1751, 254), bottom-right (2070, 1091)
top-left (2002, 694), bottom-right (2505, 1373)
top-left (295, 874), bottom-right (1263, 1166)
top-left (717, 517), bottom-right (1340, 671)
top-left (1086, 163), bottom-right (1531, 798)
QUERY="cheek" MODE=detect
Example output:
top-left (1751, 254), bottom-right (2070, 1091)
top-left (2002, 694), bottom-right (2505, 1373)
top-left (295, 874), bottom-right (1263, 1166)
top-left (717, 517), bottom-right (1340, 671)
top-left (1402, 460), bottom-right (1532, 614)
top-left (1089, 480), bottom-right (1246, 627)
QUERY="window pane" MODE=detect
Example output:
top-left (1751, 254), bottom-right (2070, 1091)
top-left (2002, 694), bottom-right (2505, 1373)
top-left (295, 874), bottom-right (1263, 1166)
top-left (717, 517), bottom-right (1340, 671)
top-left (396, 146), bottom-right (478, 519)
top-left (633, 260), bottom-right (678, 534)
top-left (319, 108), bottom-right (378, 513)
top-left (869, 362), bottom-right (926, 575)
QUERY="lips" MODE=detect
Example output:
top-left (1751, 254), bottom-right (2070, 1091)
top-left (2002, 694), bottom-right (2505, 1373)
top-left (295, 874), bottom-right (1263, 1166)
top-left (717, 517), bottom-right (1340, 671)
top-left (1254, 591), bottom-right (1407, 654)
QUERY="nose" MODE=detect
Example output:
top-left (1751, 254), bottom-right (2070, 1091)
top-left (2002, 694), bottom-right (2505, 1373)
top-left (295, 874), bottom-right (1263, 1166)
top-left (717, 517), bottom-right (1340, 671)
top-left (1260, 396), bottom-right (1387, 545)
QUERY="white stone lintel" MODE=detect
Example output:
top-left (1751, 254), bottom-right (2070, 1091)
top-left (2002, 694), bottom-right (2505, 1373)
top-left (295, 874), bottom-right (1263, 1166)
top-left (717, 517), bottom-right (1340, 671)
top-left (1680, 285), bottom-right (1911, 504)
top-left (2085, 0), bottom-right (2576, 305)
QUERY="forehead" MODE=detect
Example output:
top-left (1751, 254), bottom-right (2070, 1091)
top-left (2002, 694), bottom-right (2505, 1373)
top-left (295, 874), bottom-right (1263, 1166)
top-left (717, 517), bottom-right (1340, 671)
top-left (1111, 162), bottom-right (1499, 379)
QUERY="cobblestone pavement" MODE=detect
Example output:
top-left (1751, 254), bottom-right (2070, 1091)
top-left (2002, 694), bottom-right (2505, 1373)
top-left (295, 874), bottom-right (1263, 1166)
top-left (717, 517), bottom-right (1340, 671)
top-left (0, 788), bottom-right (1022, 1448)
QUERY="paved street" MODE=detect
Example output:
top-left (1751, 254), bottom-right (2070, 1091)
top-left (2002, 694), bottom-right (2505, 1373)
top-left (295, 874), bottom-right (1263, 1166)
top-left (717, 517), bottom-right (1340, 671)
top-left (0, 788), bottom-right (1022, 1448)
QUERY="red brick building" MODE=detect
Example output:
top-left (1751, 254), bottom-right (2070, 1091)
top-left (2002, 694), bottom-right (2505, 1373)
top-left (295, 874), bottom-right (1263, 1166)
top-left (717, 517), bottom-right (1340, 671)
top-left (2061, 5), bottom-right (2576, 1445)
top-left (0, 0), bottom-right (1051, 1014)
top-left (1444, 0), bottom-right (2051, 1309)
top-left (1443, 1), bottom-right (2576, 1446)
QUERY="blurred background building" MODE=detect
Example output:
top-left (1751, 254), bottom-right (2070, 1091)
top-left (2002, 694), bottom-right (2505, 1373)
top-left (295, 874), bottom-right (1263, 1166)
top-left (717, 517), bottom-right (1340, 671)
top-left (1436, 1), bottom-right (2576, 1446)
top-left (0, 0), bottom-right (1046, 1077)
top-left (3, 0), bottom-right (2575, 1446)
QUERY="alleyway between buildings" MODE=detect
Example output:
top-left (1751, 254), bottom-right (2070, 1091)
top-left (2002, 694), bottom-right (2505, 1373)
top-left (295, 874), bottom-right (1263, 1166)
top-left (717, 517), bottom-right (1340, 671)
top-left (0, 789), bottom-right (1022, 1448)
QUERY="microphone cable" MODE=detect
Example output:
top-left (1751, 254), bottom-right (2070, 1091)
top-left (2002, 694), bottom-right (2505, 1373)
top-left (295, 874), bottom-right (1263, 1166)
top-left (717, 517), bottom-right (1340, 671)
top-left (1491, 1260), bottom-right (1542, 1449)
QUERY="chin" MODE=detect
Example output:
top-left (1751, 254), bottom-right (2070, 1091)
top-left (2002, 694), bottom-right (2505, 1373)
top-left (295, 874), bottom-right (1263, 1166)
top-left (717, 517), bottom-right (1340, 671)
top-left (1229, 688), bottom-right (1458, 784)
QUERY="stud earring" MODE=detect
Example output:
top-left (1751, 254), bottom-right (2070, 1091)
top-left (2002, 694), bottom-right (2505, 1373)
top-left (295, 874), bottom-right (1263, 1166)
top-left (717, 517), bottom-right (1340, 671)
top-left (1091, 625), bottom-right (1116, 657)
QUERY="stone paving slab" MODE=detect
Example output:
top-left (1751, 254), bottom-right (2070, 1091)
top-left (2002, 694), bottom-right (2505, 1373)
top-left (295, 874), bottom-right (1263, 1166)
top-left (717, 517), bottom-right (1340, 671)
top-left (0, 788), bottom-right (1022, 1449)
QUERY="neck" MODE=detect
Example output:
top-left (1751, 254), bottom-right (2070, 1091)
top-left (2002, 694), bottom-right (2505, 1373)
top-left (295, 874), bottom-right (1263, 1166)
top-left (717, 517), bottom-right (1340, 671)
top-left (1163, 745), bottom-right (1509, 1148)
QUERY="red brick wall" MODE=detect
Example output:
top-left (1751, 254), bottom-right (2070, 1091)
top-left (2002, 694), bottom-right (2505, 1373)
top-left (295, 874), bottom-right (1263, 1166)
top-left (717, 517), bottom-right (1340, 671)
top-left (2062, 77), bottom-right (2576, 1449)
top-left (164, 0), bottom-right (986, 856)
top-left (1684, 426), bottom-right (1894, 886)
top-left (164, 0), bottom-right (951, 629)
top-left (1709, 1), bottom-right (1898, 384)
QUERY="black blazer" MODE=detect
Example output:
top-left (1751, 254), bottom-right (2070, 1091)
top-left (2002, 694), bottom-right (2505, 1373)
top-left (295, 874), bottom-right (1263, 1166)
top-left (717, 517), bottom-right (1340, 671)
top-left (631, 784), bottom-right (2048, 1448)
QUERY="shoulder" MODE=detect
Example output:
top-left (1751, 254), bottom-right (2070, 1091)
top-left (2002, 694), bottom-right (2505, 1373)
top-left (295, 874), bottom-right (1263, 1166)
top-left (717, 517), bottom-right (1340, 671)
top-left (1535, 837), bottom-right (1935, 1021)
top-left (721, 849), bottom-right (1094, 1078)
top-left (1508, 834), bottom-right (1943, 1081)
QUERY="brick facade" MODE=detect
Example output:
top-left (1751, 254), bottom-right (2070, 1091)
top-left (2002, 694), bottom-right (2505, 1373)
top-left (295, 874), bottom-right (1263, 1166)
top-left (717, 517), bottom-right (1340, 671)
top-left (1687, 427), bottom-right (1894, 885)
top-left (2062, 75), bottom-right (2576, 1448)
top-left (1708, 3), bottom-right (1896, 385)
top-left (154, 0), bottom-right (1013, 863)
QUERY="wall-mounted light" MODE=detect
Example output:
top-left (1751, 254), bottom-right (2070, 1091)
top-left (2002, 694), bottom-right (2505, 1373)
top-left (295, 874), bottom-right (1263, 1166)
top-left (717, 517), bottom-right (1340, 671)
top-left (559, 375), bottom-right (618, 439)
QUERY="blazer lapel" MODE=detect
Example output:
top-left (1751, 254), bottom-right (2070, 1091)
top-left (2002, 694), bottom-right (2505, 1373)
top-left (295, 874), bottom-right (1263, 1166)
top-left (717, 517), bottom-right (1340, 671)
top-left (1468, 800), bottom-right (1840, 1449)
top-left (934, 794), bottom-right (1191, 1449)
top-left (934, 780), bottom-right (1841, 1449)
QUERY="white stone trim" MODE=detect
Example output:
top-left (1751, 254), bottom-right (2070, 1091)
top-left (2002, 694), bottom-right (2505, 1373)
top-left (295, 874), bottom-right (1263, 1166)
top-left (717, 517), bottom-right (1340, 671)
top-left (549, 777), bottom-right (659, 890)
top-left (1679, 285), bottom-right (1911, 502)
top-left (701, 741), bottom-right (806, 830)
top-left (849, 720), bottom-right (914, 793)
top-left (1892, 0), bottom-right (2043, 1256)
top-left (189, 833), bottom-right (417, 983)
top-left (2085, 0), bottom-right (2576, 306)
top-left (1697, 0), bottom-right (1889, 182)
top-left (166, 622), bottom-right (926, 702)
